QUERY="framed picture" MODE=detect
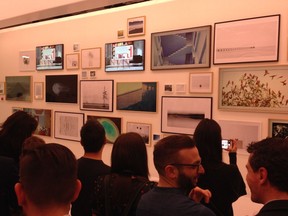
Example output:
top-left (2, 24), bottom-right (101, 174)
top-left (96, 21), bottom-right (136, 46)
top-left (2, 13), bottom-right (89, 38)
top-left (189, 72), bottom-right (213, 93)
top-left (126, 122), bottom-right (151, 146)
top-left (5, 76), bottom-right (32, 102)
top-left (34, 82), bottom-right (44, 100)
top-left (127, 16), bottom-right (146, 37)
top-left (151, 25), bottom-right (211, 70)
top-left (36, 44), bottom-right (64, 70)
top-left (80, 80), bottom-right (114, 112)
top-left (0, 82), bottom-right (5, 95)
top-left (87, 115), bottom-right (122, 144)
top-left (82, 71), bottom-right (88, 79)
top-left (268, 119), bottom-right (288, 138)
top-left (161, 96), bottom-right (212, 135)
top-left (81, 47), bottom-right (101, 69)
top-left (175, 83), bottom-right (186, 94)
top-left (214, 14), bottom-right (280, 64)
top-left (66, 53), bottom-right (79, 70)
top-left (219, 65), bottom-right (288, 113)
top-left (54, 111), bottom-right (84, 142)
top-left (19, 50), bottom-right (36, 71)
top-left (164, 83), bottom-right (173, 94)
top-left (45, 75), bottom-right (78, 103)
top-left (15, 108), bottom-right (52, 137)
top-left (117, 82), bottom-right (157, 112)
top-left (117, 30), bottom-right (124, 39)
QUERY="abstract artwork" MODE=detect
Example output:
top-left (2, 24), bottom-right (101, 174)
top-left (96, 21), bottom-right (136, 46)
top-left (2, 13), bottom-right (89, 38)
top-left (5, 76), bottom-right (32, 101)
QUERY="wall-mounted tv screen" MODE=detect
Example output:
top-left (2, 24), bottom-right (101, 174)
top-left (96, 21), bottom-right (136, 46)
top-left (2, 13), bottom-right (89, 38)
top-left (105, 39), bottom-right (145, 72)
top-left (36, 44), bottom-right (64, 70)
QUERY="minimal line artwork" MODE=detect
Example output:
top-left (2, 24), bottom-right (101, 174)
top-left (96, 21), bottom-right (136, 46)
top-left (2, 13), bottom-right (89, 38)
top-left (189, 72), bottom-right (213, 93)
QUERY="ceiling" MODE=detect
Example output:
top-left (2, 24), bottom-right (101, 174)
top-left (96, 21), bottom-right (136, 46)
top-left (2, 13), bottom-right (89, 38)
top-left (0, 0), bottom-right (149, 29)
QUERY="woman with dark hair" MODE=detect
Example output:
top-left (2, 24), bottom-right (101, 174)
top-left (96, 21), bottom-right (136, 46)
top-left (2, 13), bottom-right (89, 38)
top-left (0, 111), bottom-right (38, 216)
top-left (93, 132), bottom-right (155, 216)
top-left (193, 118), bottom-right (246, 216)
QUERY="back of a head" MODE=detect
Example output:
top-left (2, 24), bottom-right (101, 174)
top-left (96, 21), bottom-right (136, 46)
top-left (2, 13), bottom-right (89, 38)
top-left (19, 143), bottom-right (78, 208)
top-left (111, 132), bottom-right (149, 178)
top-left (80, 119), bottom-right (106, 153)
top-left (154, 135), bottom-right (195, 176)
top-left (193, 118), bottom-right (222, 164)
top-left (247, 137), bottom-right (288, 193)
top-left (0, 111), bottom-right (38, 160)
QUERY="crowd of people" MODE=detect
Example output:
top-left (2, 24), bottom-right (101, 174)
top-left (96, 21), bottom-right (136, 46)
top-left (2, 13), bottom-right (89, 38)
top-left (1, 111), bottom-right (288, 216)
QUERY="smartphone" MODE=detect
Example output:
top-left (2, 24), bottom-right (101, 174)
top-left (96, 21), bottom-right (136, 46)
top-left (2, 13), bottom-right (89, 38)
top-left (222, 139), bottom-right (231, 149)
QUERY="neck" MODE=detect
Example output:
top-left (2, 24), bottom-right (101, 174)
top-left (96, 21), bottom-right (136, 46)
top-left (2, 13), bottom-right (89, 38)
top-left (263, 191), bottom-right (288, 204)
top-left (23, 203), bottom-right (71, 216)
top-left (157, 175), bottom-right (178, 188)
top-left (83, 152), bottom-right (102, 160)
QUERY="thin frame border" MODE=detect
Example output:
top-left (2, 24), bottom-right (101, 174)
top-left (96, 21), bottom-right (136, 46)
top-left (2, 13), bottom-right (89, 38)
top-left (34, 82), bottom-right (44, 100)
top-left (268, 119), bottom-right (288, 138)
top-left (66, 53), bottom-right (80, 70)
top-left (213, 14), bottom-right (280, 64)
top-left (127, 16), bottom-right (146, 37)
top-left (54, 111), bottom-right (84, 142)
top-left (5, 76), bottom-right (32, 102)
top-left (81, 47), bottom-right (101, 69)
top-left (189, 72), bottom-right (213, 93)
top-left (151, 25), bottom-right (211, 70)
top-left (126, 121), bottom-right (152, 146)
top-left (80, 80), bottom-right (114, 112)
top-left (161, 96), bottom-right (213, 135)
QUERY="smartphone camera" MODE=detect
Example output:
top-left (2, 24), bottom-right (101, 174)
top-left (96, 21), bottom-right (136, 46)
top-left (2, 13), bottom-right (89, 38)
top-left (222, 139), bottom-right (231, 149)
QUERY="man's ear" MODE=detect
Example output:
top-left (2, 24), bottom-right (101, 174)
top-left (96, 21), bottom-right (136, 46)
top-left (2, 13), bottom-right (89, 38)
top-left (164, 165), bottom-right (179, 180)
top-left (72, 179), bottom-right (82, 202)
top-left (258, 167), bottom-right (268, 185)
top-left (14, 182), bottom-right (25, 206)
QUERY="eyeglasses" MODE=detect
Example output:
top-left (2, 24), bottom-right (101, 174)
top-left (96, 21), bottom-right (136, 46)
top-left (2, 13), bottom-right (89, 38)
top-left (169, 162), bottom-right (202, 171)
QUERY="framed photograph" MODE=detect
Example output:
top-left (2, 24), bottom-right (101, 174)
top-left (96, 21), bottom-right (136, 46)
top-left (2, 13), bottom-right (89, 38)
top-left (19, 50), bottom-right (36, 71)
top-left (46, 75), bottom-right (78, 103)
top-left (87, 115), bottom-right (122, 144)
top-left (117, 82), bottom-right (157, 112)
top-left (219, 65), bottom-right (288, 113)
top-left (90, 71), bottom-right (96, 79)
top-left (0, 82), bottom-right (5, 95)
top-left (15, 108), bottom-right (52, 137)
top-left (161, 96), bottom-right (212, 135)
top-left (36, 44), bottom-right (64, 70)
top-left (164, 83), bottom-right (173, 94)
top-left (214, 14), bottom-right (280, 64)
top-left (117, 30), bottom-right (124, 39)
top-left (82, 71), bottom-right (88, 79)
top-left (66, 53), bottom-right (79, 70)
top-left (34, 82), bottom-right (44, 100)
top-left (81, 47), bottom-right (101, 69)
top-left (105, 39), bottom-right (145, 72)
top-left (189, 72), bottom-right (213, 93)
top-left (268, 119), bottom-right (288, 138)
top-left (151, 25), bottom-right (211, 70)
top-left (126, 122), bottom-right (151, 146)
top-left (5, 76), bottom-right (32, 102)
top-left (175, 83), bottom-right (186, 93)
top-left (127, 16), bottom-right (146, 37)
top-left (54, 111), bottom-right (84, 142)
top-left (80, 80), bottom-right (114, 112)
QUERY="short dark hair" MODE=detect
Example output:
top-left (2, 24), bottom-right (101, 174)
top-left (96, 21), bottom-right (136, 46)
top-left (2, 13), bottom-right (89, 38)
top-left (0, 111), bottom-right (38, 161)
top-left (19, 143), bottom-right (78, 207)
top-left (247, 138), bottom-right (288, 192)
top-left (193, 118), bottom-right (222, 164)
top-left (154, 135), bottom-right (196, 176)
top-left (80, 120), bottom-right (106, 153)
top-left (111, 132), bottom-right (149, 178)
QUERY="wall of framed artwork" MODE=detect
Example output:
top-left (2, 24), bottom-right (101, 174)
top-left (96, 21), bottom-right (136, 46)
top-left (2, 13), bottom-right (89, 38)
top-left (126, 122), bottom-right (151, 146)
top-left (81, 47), bottom-right (101, 69)
top-left (161, 96), bottom-right (212, 135)
top-left (54, 111), bottom-right (84, 142)
top-left (80, 80), bottom-right (114, 112)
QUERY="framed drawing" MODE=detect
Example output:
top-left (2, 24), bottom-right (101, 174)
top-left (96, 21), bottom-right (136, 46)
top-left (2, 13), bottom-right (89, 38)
top-left (0, 82), bottom-right (5, 95)
top-left (66, 53), bottom-right (79, 70)
top-left (19, 50), bottom-right (36, 71)
top-left (175, 83), bottom-right (186, 94)
top-left (219, 65), bottom-right (288, 113)
top-left (161, 96), bottom-right (212, 135)
top-left (45, 75), bottom-right (78, 103)
top-left (5, 76), bottom-right (32, 102)
top-left (126, 122), bottom-right (151, 146)
top-left (15, 108), bottom-right (52, 137)
top-left (87, 115), bottom-right (122, 144)
top-left (34, 82), bottom-right (44, 100)
top-left (36, 44), bottom-right (64, 70)
top-left (80, 80), bottom-right (114, 112)
top-left (54, 111), bottom-right (84, 142)
top-left (214, 14), bottom-right (280, 64)
top-left (189, 72), bottom-right (213, 93)
top-left (268, 119), bottom-right (288, 138)
top-left (127, 16), bottom-right (146, 37)
top-left (117, 82), bottom-right (157, 112)
top-left (81, 47), bottom-right (101, 69)
top-left (151, 25), bottom-right (211, 70)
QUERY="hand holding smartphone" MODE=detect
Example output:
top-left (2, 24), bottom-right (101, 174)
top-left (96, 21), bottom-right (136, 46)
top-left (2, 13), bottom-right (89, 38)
top-left (221, 139), bottom-right (232, 149)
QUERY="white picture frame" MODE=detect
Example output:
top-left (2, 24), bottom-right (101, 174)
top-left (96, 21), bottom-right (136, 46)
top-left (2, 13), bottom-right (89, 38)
top-left (189, 72), bottom-right (213, 93)
top-left (126, 122), bottom-right (151, 146)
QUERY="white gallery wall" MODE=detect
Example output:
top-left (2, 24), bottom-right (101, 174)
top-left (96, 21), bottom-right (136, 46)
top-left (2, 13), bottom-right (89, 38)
top-left (1, 0), bottom-right (288, 214)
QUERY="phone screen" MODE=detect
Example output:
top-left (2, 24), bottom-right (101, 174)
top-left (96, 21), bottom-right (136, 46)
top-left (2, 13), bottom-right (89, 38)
top-left (222, 139), bottom-right (231, 149)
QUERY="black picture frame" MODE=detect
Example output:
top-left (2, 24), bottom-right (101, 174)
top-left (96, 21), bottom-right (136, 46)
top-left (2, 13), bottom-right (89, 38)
top-left (36, 44), bottom-right (64, 70)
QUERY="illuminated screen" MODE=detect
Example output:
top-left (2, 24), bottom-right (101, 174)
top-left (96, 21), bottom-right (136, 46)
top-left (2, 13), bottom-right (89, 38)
top-left (36, 44), bottom-right (64, 70)
top-left (105, 40), bottom-right (145, 72)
